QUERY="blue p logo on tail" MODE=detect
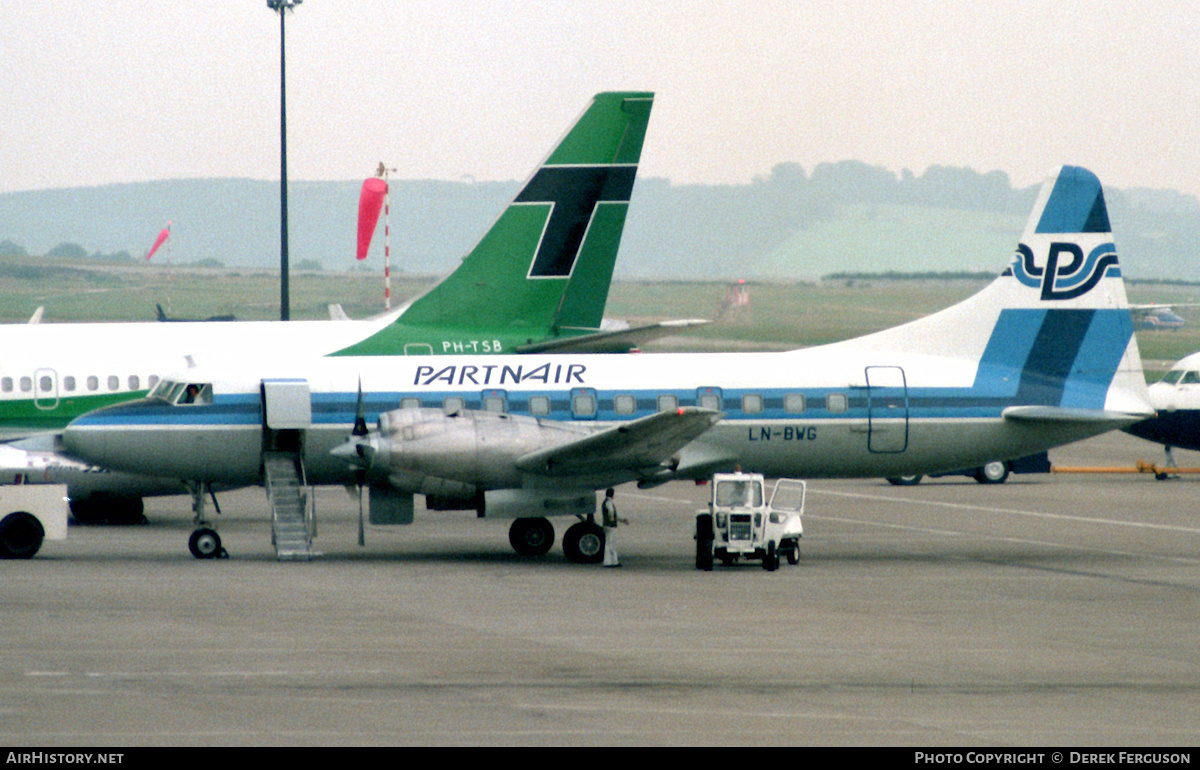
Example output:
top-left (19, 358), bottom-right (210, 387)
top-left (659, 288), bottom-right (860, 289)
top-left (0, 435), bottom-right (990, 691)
top-left (1012, 241), bottom-right (1120, 300)
top-left (1008, 166), bottom-right (1121, 301)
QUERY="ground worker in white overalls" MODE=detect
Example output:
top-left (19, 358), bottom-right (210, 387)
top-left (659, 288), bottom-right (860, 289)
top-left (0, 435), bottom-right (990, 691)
top-left (602, 488), bottom-right (628, 567)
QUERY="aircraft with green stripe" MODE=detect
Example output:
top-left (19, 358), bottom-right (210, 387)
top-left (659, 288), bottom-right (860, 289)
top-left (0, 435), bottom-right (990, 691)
top-left (0, 92), bottom-right (674, 522)
top-left (0, 92), bottom-right (664, 437)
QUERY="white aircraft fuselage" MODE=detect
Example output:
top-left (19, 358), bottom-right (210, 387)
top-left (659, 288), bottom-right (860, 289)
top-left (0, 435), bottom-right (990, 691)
top-left (59, 167), bottom-right (1155, 566)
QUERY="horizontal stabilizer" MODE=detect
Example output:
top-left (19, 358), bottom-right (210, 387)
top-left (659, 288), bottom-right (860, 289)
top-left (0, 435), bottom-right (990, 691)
top-left (1002, 405), bottom-right (1151, 428)
top-left (516, 407), bottom-right (722, 476)
top-left (516, 319), bottom-right (710, 354)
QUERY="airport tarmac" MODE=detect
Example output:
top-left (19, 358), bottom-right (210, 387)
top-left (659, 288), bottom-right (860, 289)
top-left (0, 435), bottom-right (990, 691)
top-left (2, 432), bottom-right (1199, 747)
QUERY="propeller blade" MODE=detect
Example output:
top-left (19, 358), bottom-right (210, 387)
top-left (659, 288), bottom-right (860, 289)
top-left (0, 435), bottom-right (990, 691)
top-left (353, 377), bottom-right (368, 437)
top-left (356, 481), bottom-right (365, 547)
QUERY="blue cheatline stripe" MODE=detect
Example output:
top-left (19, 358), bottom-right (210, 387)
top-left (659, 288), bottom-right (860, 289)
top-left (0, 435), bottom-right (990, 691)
top-left (1035, 166), bottom-right (1111, 234)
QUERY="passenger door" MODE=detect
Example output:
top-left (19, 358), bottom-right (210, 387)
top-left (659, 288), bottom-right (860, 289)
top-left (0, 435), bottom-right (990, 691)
top-left (865, 366), bottom-right (908, 453)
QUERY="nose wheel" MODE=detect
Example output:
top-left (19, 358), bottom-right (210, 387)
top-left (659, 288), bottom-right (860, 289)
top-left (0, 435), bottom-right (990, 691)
top-left (188, 527), bottom-right (227, 559)
top-left (187, 482), bottom-right (227, 559)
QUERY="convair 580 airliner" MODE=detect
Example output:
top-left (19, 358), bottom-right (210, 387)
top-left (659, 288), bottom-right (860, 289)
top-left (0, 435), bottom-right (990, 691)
top-left (4, 92), bottom-right (668, 522)
top-left (65, 167), bottom-right (1154, 562)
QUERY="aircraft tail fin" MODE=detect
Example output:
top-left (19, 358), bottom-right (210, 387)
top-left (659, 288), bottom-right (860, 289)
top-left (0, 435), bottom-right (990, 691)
top-left (847, 166), bottom-right (1151, 419)
top-left (335, 92), bottom-right (653, 356)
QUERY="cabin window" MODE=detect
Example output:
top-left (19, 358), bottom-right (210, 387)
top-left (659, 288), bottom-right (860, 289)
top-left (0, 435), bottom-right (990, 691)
top-left (107, 375), bottom-right (119, 391)
top-left (698, 392), bottom-right (721, 411)
top-left (572, 393), bottom-right (597, 418)
top-left (87, 376), bottom-right (99, 392)
top-left (657, 394), bottom-right (679, 412)
top-left (1183, 371), bottom-right (1200, 385)
top-left (614, 394), bottom-right (636, 415)
top-left (741, 394), bottom-right (763, 414)
top-left (528, 396), bottom-right (551, 416)
top-left (147, 374), bottom-right (159, 389)
top-left (400, 397), bottom-right (421, 409)
top-left (1, 377), bottom-right (11, 393)
top-left (39, 376), bottom-right (53, 393)
top-left (483, 395), bottom-right (506, 413)
top-left (443, 396), bottom-right (465, 414)
top-left (19, 377), bottom-right (32, 393)
top-left (128, 375), bottom-right (140, 391)
top-left (63, 376), bottom-right (76, 392)
top-left (784, 393), bottom-right (806, 413)
top-left (826, 393), bottom-right (848, 413)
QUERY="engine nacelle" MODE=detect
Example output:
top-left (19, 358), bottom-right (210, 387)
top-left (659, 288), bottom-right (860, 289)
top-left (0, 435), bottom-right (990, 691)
top-left (369, 407), bottom-right (588, 493)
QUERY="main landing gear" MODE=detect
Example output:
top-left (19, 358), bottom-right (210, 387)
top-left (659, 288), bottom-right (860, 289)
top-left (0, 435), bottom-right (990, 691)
top-left (506, 516), bottom-right (605, 564)
top-left (187, 482), bottom-right (227, 560)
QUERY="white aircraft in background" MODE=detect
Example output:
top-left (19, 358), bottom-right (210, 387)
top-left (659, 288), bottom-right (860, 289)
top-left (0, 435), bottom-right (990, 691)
top-left (1123, 351), bottom-right (1200, 455)
top-left (0, 92), bottom-right (689, 524)
top-left (64, 166), bottom-right (1153, 562)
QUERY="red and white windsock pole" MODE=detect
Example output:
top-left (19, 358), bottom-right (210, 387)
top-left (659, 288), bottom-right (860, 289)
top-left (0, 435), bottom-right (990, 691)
top-left (357, 164), bottom-right (395, 310)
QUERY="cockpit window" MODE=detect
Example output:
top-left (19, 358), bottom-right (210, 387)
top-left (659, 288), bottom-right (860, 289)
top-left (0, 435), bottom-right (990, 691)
top-left (177, 383), bottom-right (213, 405)
top-left (150, 380), bottom-right (212, 405)
top-left (1182, 371), bottom-right (1200, 385)
top-left (1161, 370), bottom-right (1184, 384)
top-left (149, 380), bottom-right (176, 401)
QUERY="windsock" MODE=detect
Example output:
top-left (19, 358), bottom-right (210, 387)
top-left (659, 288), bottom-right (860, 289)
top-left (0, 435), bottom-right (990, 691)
top-left (146, 222), bottom-right (171, 260)
top-left (356, 178), bottom-right (388, 260)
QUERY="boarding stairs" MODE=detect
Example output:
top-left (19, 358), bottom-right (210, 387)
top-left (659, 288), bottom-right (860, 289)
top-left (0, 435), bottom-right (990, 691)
top-left (264, 452), bottom-right (315, 560)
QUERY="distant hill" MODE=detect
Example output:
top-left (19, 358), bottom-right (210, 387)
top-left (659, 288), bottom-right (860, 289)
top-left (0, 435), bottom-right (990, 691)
top-left (2, 162), bottom-right (1198, 280)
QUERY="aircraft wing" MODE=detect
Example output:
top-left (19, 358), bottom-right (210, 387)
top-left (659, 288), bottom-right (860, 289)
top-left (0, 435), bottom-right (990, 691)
top-left (515, 319), bottom-right (710, 354)
top-left (515, 406), bottom-right (722, 476)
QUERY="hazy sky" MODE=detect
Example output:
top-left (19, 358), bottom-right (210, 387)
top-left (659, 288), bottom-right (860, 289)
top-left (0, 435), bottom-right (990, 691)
top-left (5, 2), bottom-right (1198, 196)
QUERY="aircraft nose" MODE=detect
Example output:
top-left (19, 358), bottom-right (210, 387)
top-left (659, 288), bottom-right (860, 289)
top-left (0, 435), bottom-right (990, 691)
top-left (62, 416), bottom-right (110, 466)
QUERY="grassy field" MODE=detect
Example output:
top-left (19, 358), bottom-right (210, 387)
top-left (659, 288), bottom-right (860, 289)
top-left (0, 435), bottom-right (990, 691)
top-left (3, 256), bottom-right (1197, 379)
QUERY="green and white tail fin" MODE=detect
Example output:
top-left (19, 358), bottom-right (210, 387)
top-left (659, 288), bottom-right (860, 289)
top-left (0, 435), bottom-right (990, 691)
top-left (335, 92), bottom-right (653, 356)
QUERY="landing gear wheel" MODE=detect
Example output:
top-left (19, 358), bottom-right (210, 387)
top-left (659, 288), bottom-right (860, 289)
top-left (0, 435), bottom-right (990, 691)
top-left (763, 540), bottom-right (779, 572)
top-left (0, 512), bottom-right (45, 559)
top-left (786, 540), bottom-right (800, 565)
top-left (563, 521), bottom-right (605, 564)
top-left (188, 528), bottom-right (225, 560)
top-left (508, 517), bottom-right (554, 557)
top-left (974, 461), bottom-right (1009, 484)
top-left (695, 514), bottom-right (713, 571)
top-left (886, 475), bottom-right (923, 486)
